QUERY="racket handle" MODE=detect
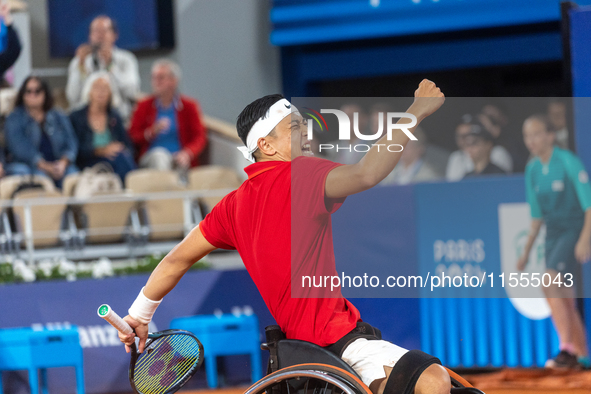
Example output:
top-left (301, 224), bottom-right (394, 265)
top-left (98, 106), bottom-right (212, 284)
top-left (97, 304), bottom-right (133, 335)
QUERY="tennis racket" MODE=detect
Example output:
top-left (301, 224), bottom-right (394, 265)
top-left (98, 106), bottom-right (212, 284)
top-left (97, 304), bottom-right (203, 394)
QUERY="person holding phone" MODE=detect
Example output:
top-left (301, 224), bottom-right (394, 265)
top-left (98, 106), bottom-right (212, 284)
top-left (66, 15), bottom-right (139, 120)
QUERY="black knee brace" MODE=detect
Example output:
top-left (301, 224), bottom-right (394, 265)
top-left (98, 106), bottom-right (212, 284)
top-left (383, 350), bottom-right (442, 394)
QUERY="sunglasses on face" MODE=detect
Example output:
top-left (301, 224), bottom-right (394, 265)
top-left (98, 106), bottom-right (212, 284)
top-left (25, 88), bottom-right (43, 95)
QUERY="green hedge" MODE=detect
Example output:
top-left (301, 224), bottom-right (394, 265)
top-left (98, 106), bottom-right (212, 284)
top-left (0, 255), bottom-right (209, 284)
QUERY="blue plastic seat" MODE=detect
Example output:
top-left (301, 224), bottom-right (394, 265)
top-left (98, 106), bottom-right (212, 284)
top-left (170, 314), bottom-right (262, 388)
top-left (0, 327), bottom-right (85, 394)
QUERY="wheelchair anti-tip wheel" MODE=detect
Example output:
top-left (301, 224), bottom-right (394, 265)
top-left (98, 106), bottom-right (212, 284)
top-left (244, 363), bottom-right (372, 394)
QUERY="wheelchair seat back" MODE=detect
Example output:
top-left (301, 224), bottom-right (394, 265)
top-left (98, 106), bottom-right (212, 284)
top-left (263, 325), bottom-right (360, 378)
top-left (276, 339), bottom-right (359, 377)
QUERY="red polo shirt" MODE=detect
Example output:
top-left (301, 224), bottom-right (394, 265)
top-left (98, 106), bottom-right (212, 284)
top-left (199, 156), bottom-right (360, 346)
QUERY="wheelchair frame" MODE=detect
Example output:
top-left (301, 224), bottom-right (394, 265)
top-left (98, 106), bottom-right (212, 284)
top-left (248, 330), bottom-right (486, 394)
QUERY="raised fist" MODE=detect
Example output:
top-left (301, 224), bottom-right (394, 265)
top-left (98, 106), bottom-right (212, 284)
top-left (412, 79), bottom-right (445, 119)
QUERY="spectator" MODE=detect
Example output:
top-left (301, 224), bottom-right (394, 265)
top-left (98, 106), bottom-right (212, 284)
top-left (547, 99), bottom-right (570, 150)
top-left (463, 123), bottom-right (506, 178)
top-left (0, 3), bottom-right (21, 79)
top-left (479, 103), bottom-right (525, 171)
top-left (129, 59), bottom-right (207, 171)
top-left (66, 15), bottom-right (139, 119)
top-left (69, 72), bottom-right (136, 182)
top-left (5, 76), bottom-right (78, 186)
top-left (381, 127), bottom-right (441, 185)
top-left (446, 114), bottom-right (512, 181)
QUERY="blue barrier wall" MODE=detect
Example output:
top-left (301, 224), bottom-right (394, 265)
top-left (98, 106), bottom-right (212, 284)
top-left (330, 176), bottom-right (562, 368)
top-left (0, 270), bottom-right (275, 394)
top-left (0, 269), bottom-right (423, 393)
top-left (332, 185), bottom-right (421, 350)
top-left (415, 177), bottom-right (559, 367)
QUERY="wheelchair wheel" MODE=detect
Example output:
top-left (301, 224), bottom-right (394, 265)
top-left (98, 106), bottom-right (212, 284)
top-left (446, 367), bottom-right (485, 393)
top-left (244, 363), bottom-right (372, 394)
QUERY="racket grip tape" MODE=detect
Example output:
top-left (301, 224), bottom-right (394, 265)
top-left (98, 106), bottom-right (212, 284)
top-left (97, 304), bottom-right (133, 335)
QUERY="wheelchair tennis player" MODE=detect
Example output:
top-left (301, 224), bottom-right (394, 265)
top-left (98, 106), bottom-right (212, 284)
top-left (118, 80), bottom-right (450, 394)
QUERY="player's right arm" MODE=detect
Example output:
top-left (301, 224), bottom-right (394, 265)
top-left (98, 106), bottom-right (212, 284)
top-left (118, 225), bottom-right (217, 352)
top-left (517, 219), bottom-right (543, 271)
top-left (325, 79), bottom-right (444, 198)
top-left (518, 164), bottom-right (544, 271)
top-left (144, 225), bottom-right (216, 300)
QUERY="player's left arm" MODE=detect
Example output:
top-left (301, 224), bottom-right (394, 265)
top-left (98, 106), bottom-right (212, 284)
top-left (325, 80), bottom-right (444, 199)
top-left (565, 154), bottom-right (591, 263)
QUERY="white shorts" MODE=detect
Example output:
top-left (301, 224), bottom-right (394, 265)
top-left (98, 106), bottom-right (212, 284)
top-left (341, 338), bottom-right (409, 387)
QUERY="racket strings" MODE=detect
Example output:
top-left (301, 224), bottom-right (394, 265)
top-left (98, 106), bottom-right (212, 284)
top-left (133, 334), bottom-right (201, 394)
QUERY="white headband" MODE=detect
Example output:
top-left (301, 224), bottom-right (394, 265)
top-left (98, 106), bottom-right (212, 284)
top-left (238, 98), bottom-right (296, 162)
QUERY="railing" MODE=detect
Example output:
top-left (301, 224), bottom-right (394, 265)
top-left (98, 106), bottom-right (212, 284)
top-left (0, 188), bottom-right (234, 264)
top-left (203, 114), bottom-right (242, 143)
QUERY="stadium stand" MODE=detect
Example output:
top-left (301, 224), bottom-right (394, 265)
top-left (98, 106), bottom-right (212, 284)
top-left (188, 165), bottom-right (242, 211)
top-left (126, 169), bottom-right (189, 241)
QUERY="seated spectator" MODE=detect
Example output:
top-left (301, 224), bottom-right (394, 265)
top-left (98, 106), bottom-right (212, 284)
top-left (66, 15), bottom-right (139, 120)
top-left (0, 3), bottom-right (21, 79)
top-left (69, 72), bottom-right (136, 182)
top-left (381, 127), bottom-right (441, 185)
top-left (547, 99), bottom-right (570, 150)
top-left (129, 59), bottom-right (207, 171)
top-left (479, 103), bottom-right (525, 171)
top-left (446, 115), bottom-right (512, 181)
top-left (5, 76), bottom-right (78, 186)
top-left (463, 125), bottom-right (506, 178)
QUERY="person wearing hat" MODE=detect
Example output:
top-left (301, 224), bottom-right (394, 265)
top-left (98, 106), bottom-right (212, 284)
top-left (462, 120), bottom-right (506, 178)
top-left (446, 114), bottom-right (512, 181)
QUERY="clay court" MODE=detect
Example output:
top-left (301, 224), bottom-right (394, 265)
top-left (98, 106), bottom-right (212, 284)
top-left (176, 369), bottom-right (591, 394)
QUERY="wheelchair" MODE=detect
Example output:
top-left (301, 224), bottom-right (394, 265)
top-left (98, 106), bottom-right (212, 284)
top-left (243, 325), bottom-right (485, 394)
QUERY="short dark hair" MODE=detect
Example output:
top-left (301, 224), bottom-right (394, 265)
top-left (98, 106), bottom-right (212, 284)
top-left (91, 15), bottom-right (119, 35)
top-left (236, 94), bottom-right (285, 147)
top-left (15, 76), bottom-right (54, 112)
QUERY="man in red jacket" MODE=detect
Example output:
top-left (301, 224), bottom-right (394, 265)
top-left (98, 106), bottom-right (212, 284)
top-left (129, 59), bottom-right (207, 170)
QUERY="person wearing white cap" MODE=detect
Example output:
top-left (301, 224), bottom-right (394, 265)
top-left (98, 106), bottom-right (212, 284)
top-left (117, 81), bottom-right (451, 394)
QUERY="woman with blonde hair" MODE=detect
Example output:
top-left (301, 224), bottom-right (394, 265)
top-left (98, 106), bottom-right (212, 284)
top-left (69, 72), bottom-right (135, 182)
